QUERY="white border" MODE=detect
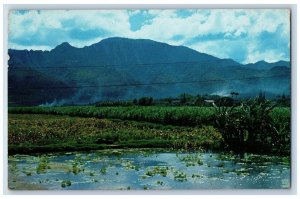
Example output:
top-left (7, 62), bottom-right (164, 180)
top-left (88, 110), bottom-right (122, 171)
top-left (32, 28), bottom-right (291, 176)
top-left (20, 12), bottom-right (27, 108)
top-left (1, 1), bottom-right (299, 198)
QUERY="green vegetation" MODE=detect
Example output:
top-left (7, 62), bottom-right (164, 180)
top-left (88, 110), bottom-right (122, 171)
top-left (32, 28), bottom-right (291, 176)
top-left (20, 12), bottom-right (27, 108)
top-left (61, 180), bottom-right (71, 188)
top-left (214, 98), bottom-right (290, 154)
top-left (9, 106), bottom-right (215, 127)
top-left (145, 166), bottom-right (168, 177)
top-left (94, 93), bottom-right (290, 107)
top-left (8, 149), bottom-right (291, 190)
top-left (8, 105), bottom-right (289, 128)
top-left (36, 156), bottom-right (50, 174)
top-left (133, 97), bottom-right (154, 106)
top-left (8, 114), bottom-right (222, 154)
top-left (156, 180), bottom-right (163, 185)
top-left (8, 100), bottom-right (290, 155)
top-left (173, 170), bottom-right (188, 182)
top-left (100, 167), bottom-right (107, 175)
top-left (179, 154), bottom-right (204, 167)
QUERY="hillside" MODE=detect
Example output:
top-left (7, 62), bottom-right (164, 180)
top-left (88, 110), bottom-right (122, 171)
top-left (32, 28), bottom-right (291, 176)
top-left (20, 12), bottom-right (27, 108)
top-left (8, 37), bottom-right (291, 105)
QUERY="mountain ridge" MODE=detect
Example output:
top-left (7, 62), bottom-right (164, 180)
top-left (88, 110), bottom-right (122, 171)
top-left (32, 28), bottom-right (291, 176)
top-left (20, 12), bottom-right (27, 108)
top-left (8, 37), bottom-right (291, 105)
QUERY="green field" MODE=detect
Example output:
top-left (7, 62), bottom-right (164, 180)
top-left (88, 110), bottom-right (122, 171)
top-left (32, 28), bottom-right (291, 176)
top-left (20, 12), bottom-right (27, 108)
top-left (8, 105), bottom-right (291, 155)
top-left (8, 106), bottom-right (290, 127)
top-left (8, 113), bottom-right (223, 154)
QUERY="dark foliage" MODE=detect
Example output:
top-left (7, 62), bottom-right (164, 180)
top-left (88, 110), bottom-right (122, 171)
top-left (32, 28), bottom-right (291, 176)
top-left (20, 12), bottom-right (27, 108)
top-left (135, 97), bottom-right (154, 106)
top-left (214, 98), bottom-right (290, 154)
top-left (95, 101), bottom-right (133, 107)
top-left (215, 97), bottom-right (234, 107)
top-left (276, 94), bottom-right (291, 107)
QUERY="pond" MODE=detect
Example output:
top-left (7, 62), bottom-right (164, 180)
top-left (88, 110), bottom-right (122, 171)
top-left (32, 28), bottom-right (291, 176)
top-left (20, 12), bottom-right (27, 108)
top-left (8, 149), bottom-right (290, 190)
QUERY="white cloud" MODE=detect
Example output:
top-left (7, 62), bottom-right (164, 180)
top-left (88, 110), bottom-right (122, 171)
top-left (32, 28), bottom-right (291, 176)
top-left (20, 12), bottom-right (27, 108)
top-left (8, 43), bottom-right (52, 51)
top-left (8, 9), bottom-right (290, 64)
top-left (244, 50), bottom-right (288, 64)
top-left (189, 39), bottom-right (247, 61)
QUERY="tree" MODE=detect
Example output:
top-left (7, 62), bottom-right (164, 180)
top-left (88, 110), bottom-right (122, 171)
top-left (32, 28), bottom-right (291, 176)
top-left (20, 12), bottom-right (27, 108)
top-left (230, 92), bottom-right (235, 98)
top-left (166, 97), bottom-right (172, 104)
top-left (235, 92), bottom-right (239, 99)
top-left (180, 93), bottom-right (187, 105)
top-left (133, 98), bottom-right (137, 105)
top-left (277, 93), bottom-right (290, 107)
top-left (230, 92), bottom-right (239, 99)
top-left (137, 97), bottom-right (153, 106)
top-left (258, 91), bottom-right (266, 102)
top-left (194, 96), bottom-right (206, 106)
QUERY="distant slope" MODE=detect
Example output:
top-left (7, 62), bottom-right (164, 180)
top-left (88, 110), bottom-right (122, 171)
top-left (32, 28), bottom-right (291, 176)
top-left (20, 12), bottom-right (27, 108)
top-left (244, 60), bottom-right (290, 70)
top-left (8, 37), bottom-right (291, 105)
top-left (9, 37), bottom-right (223, 67)
top-left (8, 67), bottom-right (75, 106)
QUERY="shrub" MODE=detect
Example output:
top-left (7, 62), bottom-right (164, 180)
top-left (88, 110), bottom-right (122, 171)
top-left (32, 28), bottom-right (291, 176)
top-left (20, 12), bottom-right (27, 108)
top-left (214, 98), bottom-right (290, 154)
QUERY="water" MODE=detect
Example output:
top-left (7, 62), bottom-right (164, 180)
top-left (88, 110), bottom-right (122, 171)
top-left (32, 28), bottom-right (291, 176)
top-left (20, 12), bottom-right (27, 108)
top-left (8, 149), bottom-right (290, 190)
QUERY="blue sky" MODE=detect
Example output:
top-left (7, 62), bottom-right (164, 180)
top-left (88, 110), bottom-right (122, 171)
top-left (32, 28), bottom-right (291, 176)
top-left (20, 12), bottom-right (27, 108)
top-left (9, 9), bottom-right (290, 64)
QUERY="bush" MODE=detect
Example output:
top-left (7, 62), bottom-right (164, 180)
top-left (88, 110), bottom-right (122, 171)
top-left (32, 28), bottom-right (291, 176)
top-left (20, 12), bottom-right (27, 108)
top-left (214, 98), bottom-right (290, 154)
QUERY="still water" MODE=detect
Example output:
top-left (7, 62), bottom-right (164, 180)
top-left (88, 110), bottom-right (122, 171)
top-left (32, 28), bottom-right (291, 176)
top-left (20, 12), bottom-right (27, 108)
top-left (8, 149), bottom-right (290, 190)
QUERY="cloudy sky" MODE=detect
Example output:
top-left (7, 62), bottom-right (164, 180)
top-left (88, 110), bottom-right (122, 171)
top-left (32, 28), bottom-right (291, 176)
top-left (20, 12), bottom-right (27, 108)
top-left (9, 9), bottom-right (290, 64)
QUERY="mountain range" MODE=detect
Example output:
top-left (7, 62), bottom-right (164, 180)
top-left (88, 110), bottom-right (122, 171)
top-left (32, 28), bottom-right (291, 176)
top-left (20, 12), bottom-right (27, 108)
top-left (8, 37), bottom-right (291, 106)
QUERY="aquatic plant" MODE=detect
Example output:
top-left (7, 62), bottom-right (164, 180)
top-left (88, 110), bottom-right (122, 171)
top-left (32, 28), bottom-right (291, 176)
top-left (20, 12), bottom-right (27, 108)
top-left (72, 163), bottom-right (82, 175)
top-left (234, 168), bottom-right (250, 176)
top-left (216, 162), bottom-right (225, 167)
top-left (173, 170), bottom-right (187, 182)
top-left (156, 180), bottom-right (163, 185)
top-left (192, 174), bottom-right (202, 178)
top-left (100, 166), bottom-right (107, 174)
top-left (222, 169), bottom-right (230, 173)
top-left (145, 166), bottom-right (168, 177)
top-left (179, 154), bottom-right (203, 167)
top-left (36, 156), bottom-right (51, 174)
top-left (61, 180), bottom-right (72, 188)
top-left (122, 160), bottom-right (136, 170)
top-left (25, 172), bottom-right (32, 176)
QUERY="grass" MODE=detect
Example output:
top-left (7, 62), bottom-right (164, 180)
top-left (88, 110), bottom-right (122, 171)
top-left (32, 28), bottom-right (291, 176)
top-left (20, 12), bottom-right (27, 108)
top-left (8, 106), bottom-right (216, 127)
top-left (8, 114), bottom-right (223, 154)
